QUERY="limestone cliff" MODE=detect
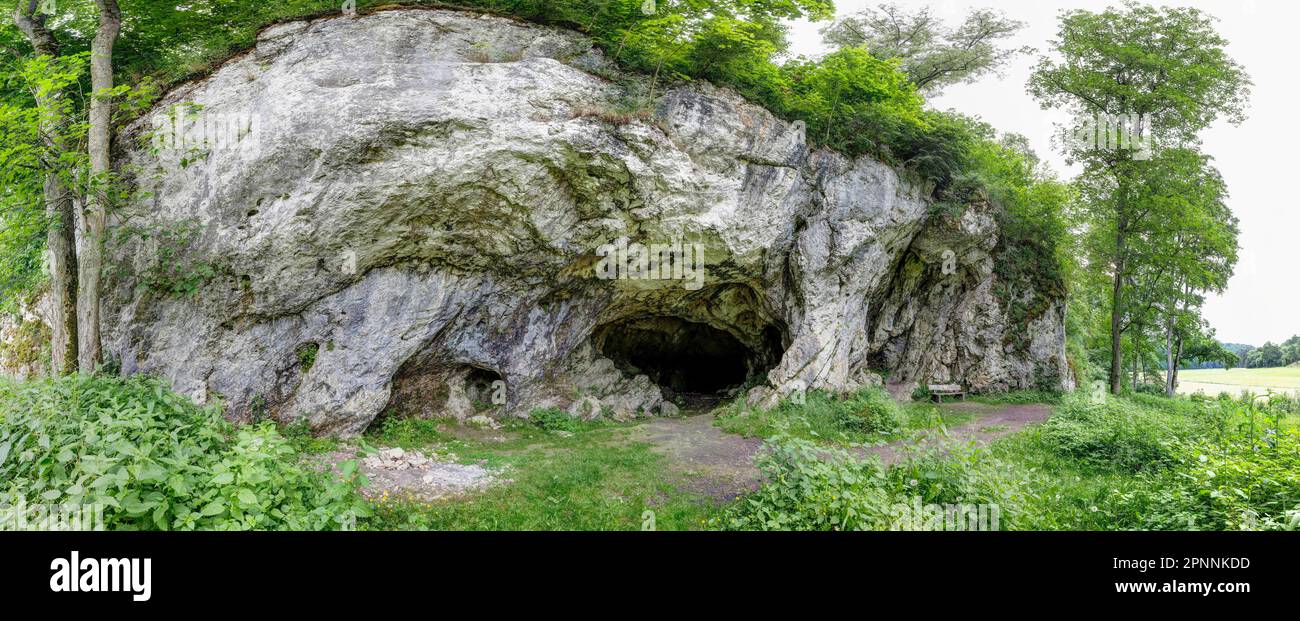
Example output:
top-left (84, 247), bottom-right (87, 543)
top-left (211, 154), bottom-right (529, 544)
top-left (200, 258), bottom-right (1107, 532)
top-left (41, 9), bottom-right (1070, 435)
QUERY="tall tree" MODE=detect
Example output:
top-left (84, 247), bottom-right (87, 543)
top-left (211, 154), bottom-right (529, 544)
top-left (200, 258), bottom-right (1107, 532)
top-left (1029, 1), bottom-right (1250, 394)
top-left (11, 0), bottom-right (78, 374)
top-left (822, 3), bottom-right (1029, 94)
top-left (77, 0), bottom-right (120, 372)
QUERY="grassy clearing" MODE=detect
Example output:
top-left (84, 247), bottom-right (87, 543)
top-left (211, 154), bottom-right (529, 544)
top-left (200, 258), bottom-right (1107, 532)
top-left (1179, 367), bottom-right (1300, 397)
top-left (362, 417), bottom-right (720, 530)
top-left (1180, 367), bottom-right (1300, 388)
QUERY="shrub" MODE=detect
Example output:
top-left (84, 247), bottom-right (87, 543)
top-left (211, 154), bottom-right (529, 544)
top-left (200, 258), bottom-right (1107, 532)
top-left (716, 386), bottom-right (902, 444)
top-left (1146, 395), bottom-right (1300, 530)
top-left (712, 438), bottom-right (892, 531)
top-left (834, 387), bottom-right (903, 434)
top-left (886, 444), bottom-right (982, 506)
top-left (1041, 393), bottom-right (1204, 472)
top-left (716, 437), bottom-right (1017, 531)
top-left (1132, 382), bottom-right (1165, 396)
top-left (0, 375), bottom-right (370, 530)
top-left (528, 407), bottom-right (584, 433)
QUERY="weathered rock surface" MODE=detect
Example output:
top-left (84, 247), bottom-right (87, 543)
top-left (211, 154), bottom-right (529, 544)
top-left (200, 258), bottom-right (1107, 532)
top-left (74, 8), bottom-right (1071, 435)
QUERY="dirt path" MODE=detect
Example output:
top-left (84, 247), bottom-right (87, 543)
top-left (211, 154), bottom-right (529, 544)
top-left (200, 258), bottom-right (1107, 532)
top-left (631, 414), bottom-right (764, 502)
top-left (633, 401), bottom-right (1054, 502)
top-left (857, 402), bottom-right (1053, 465)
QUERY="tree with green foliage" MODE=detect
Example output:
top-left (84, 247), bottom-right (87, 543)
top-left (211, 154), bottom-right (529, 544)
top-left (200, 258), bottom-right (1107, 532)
top-left (1246, 342), bottom-right (1284, 369)
top-left (821, 3), bottom-right (1029, 94)
top-left (76, 0), bottom-right (121, 372)
top-left (7, 1), bottom-right (84, 374)
top-left (1029, 1), bottom-right (1250, 395)
top-left (1181, 331), bottom-right (1239, 371)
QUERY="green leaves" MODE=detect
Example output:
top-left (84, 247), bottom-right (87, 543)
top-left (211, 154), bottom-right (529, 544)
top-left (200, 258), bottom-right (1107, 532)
top-left (713, 437), bottom-right (893, 531)
top-left (200, 499), bottom-right (226, 517)
top-left (0, 374), bottom-right (367, 531)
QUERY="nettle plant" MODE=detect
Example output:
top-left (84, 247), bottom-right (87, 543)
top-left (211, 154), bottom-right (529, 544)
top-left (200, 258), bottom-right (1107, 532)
top-left (0, 374), bottom-right (371, 530)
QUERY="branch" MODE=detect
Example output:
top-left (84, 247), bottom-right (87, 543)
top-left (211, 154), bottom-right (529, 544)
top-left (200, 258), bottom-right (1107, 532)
top-left (12, 0), bottom-right (58, 56)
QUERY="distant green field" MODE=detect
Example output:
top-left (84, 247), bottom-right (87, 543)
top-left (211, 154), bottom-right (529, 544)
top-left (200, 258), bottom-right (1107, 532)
top-left (1178, 367), bottom-right (1300, 397)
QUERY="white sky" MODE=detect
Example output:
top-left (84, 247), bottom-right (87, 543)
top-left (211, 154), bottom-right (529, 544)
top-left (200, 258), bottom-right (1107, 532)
top-left (785, 0), bottom-right (1298, 346)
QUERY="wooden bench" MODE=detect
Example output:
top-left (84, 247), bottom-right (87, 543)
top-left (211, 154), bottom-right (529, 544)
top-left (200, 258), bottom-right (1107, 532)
top-left (928, 383), bottom-right (966, 403)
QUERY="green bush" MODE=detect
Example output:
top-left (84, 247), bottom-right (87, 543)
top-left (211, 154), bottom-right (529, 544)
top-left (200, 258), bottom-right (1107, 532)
top-left (716, 386), bottom-right (902, 445)
top-left (1152, 434), bottom-right (1300, 530)
top-left (712, 438), bottom-right (892, 531)
top-left (973, 389), bottom-right (1064, 405)
top-left (1041, 393), bottom-right (1205, 472)
top-left (1145, 397), bottom-right (1300, 530)
top-left (0, 374), bottom-right (370, 530)
top-left (886, 445), bottom-right (982, 506)
top-left (528, 407), bottom-right (584, 433)
top-left (715, 437), bottom-right (1015, 531)
top-left (833, 387), bottom-right (903, 435)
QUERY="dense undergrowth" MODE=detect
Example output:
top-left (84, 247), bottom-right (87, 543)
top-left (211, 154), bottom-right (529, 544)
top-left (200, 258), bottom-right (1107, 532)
top-left (3, 373), bottom-right (1297, 531)
top-left (714, 386), bottom-right (911, 445)
top-left (0, 375), bottom-right (370, 530)
top-left (715, 391), bottom-right (1300, 531)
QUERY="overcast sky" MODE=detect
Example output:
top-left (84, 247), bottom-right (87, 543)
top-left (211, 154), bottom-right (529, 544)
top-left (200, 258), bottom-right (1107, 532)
top-left (785, 0), bottom-right (1297, 346)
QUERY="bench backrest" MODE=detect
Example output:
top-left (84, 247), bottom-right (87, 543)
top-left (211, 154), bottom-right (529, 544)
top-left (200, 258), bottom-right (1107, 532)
top-left (927, 384), bottom-right (963, 393)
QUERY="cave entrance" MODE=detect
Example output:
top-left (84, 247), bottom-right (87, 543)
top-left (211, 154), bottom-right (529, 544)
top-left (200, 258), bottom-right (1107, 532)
top-left (594, 316), bottom-right (777, 407)
top-left (380, 357), bottom-right (505, 425)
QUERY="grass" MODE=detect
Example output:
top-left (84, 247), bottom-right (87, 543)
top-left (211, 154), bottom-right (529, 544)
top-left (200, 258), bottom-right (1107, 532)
top-left (714, 388), bottom-right (980, 448)
top-left (975, 429), bottom-right (1179, 530)
top-left (362, 417), bottom-right (720, 530)
top-left (711, 388), bottom-right (1300, 531)
top-left (713, 387), bottom-right (928, 447)
top-left (969, 389), bottom-right (1065, 405)
top-left (1179, 367), bottom-right (1300, 397)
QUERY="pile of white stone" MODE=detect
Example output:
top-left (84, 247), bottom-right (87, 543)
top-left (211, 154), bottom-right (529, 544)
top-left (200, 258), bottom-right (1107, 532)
top-left (356, 448), bottom-right (499, 498)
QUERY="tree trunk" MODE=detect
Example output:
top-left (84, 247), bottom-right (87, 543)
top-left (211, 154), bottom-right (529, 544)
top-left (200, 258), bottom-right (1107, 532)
top-left (14, 0), bottom-right (79, 375)
top-left (1109, 247), bottom-right (1125, 395)
top-left (1164, 315), bottom-right (1176, 397)
top-left (1171, 333), bottom-right (1184, 395)
top-left (77, 0), bottom-right (121, 373)
top-left (44, 176), bottom-right (79, 373)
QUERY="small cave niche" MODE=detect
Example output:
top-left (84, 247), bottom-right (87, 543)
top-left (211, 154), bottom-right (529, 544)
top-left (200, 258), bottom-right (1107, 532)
top-left (377, 351), bottom-right (505, 428)
top-left (463, 366), bottom-right (504, 408)
top-left (594, 316), bottom-right (779, 405)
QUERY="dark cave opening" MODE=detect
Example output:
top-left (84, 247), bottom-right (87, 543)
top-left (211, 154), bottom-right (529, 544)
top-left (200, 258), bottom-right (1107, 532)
top-left (380, 358), bottom-right (504, 424)
top-left (595, 316), bottom-right (776, 402)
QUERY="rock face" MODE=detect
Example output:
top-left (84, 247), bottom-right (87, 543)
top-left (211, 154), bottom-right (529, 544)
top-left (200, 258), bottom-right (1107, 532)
top-left (87, 8), bottom-right (1071, 436)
